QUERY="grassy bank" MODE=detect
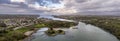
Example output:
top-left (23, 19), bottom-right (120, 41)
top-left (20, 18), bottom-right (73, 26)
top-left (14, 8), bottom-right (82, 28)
top-left (36, 18), bottom-right (78, 28)
top-left (0, 23), bottom-right (45, 41)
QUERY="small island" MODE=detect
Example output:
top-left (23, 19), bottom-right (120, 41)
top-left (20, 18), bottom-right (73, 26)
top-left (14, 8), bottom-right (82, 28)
top-left (45, 27), bottom-right (65, 36)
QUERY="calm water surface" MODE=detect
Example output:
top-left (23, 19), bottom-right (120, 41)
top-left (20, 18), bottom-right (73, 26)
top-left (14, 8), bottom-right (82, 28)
top-left (30, 22), bottom-right (119, 41)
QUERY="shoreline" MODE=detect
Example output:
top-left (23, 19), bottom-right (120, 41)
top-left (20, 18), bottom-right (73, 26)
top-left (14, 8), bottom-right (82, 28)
top-left (22, 20), bottom-right (78, 41)
top-left (55, 15), bottom-right (120, 40)
top-left (23, 26), bottom-right (78, 41)
top-left (23, 28), bottom-right (40, 41)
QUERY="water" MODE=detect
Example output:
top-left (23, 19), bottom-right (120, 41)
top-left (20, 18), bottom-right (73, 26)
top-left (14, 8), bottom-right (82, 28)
top-left (29, 22), bottom-right (119, 41)
top-left (38, 15), bottom-right (75, 22)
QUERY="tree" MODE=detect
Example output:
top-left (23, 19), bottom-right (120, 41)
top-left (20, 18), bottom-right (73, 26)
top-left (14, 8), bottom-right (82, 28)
top-left (0, 23), bottom-right (7, 27)
top-left (0, 22), bottom-right (7, 33)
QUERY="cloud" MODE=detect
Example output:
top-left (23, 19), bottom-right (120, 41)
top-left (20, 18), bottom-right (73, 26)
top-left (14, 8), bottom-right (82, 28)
top-left (58, 0), bottom-right (120, 15)
top-left (0, 4), bottom-right (44, 15)
top-left (0, 0), bottom-right (120, 15)
top-left (26, 0), bottom-right (77, 14)
top-left (10, 0), bottom-right (25, 3)
top-left (0, 0), bottom-right (10, 4)
top-left (64, 0), bottom-right (120, 12)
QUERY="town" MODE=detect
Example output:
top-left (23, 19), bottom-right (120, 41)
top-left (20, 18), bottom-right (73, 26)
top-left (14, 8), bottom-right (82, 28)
top-left (0, 15), bottom-right (77, 41)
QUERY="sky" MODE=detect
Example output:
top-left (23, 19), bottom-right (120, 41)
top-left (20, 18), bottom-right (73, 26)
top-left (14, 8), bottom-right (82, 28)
top-left (0, 0), bottom-right (120, 15)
